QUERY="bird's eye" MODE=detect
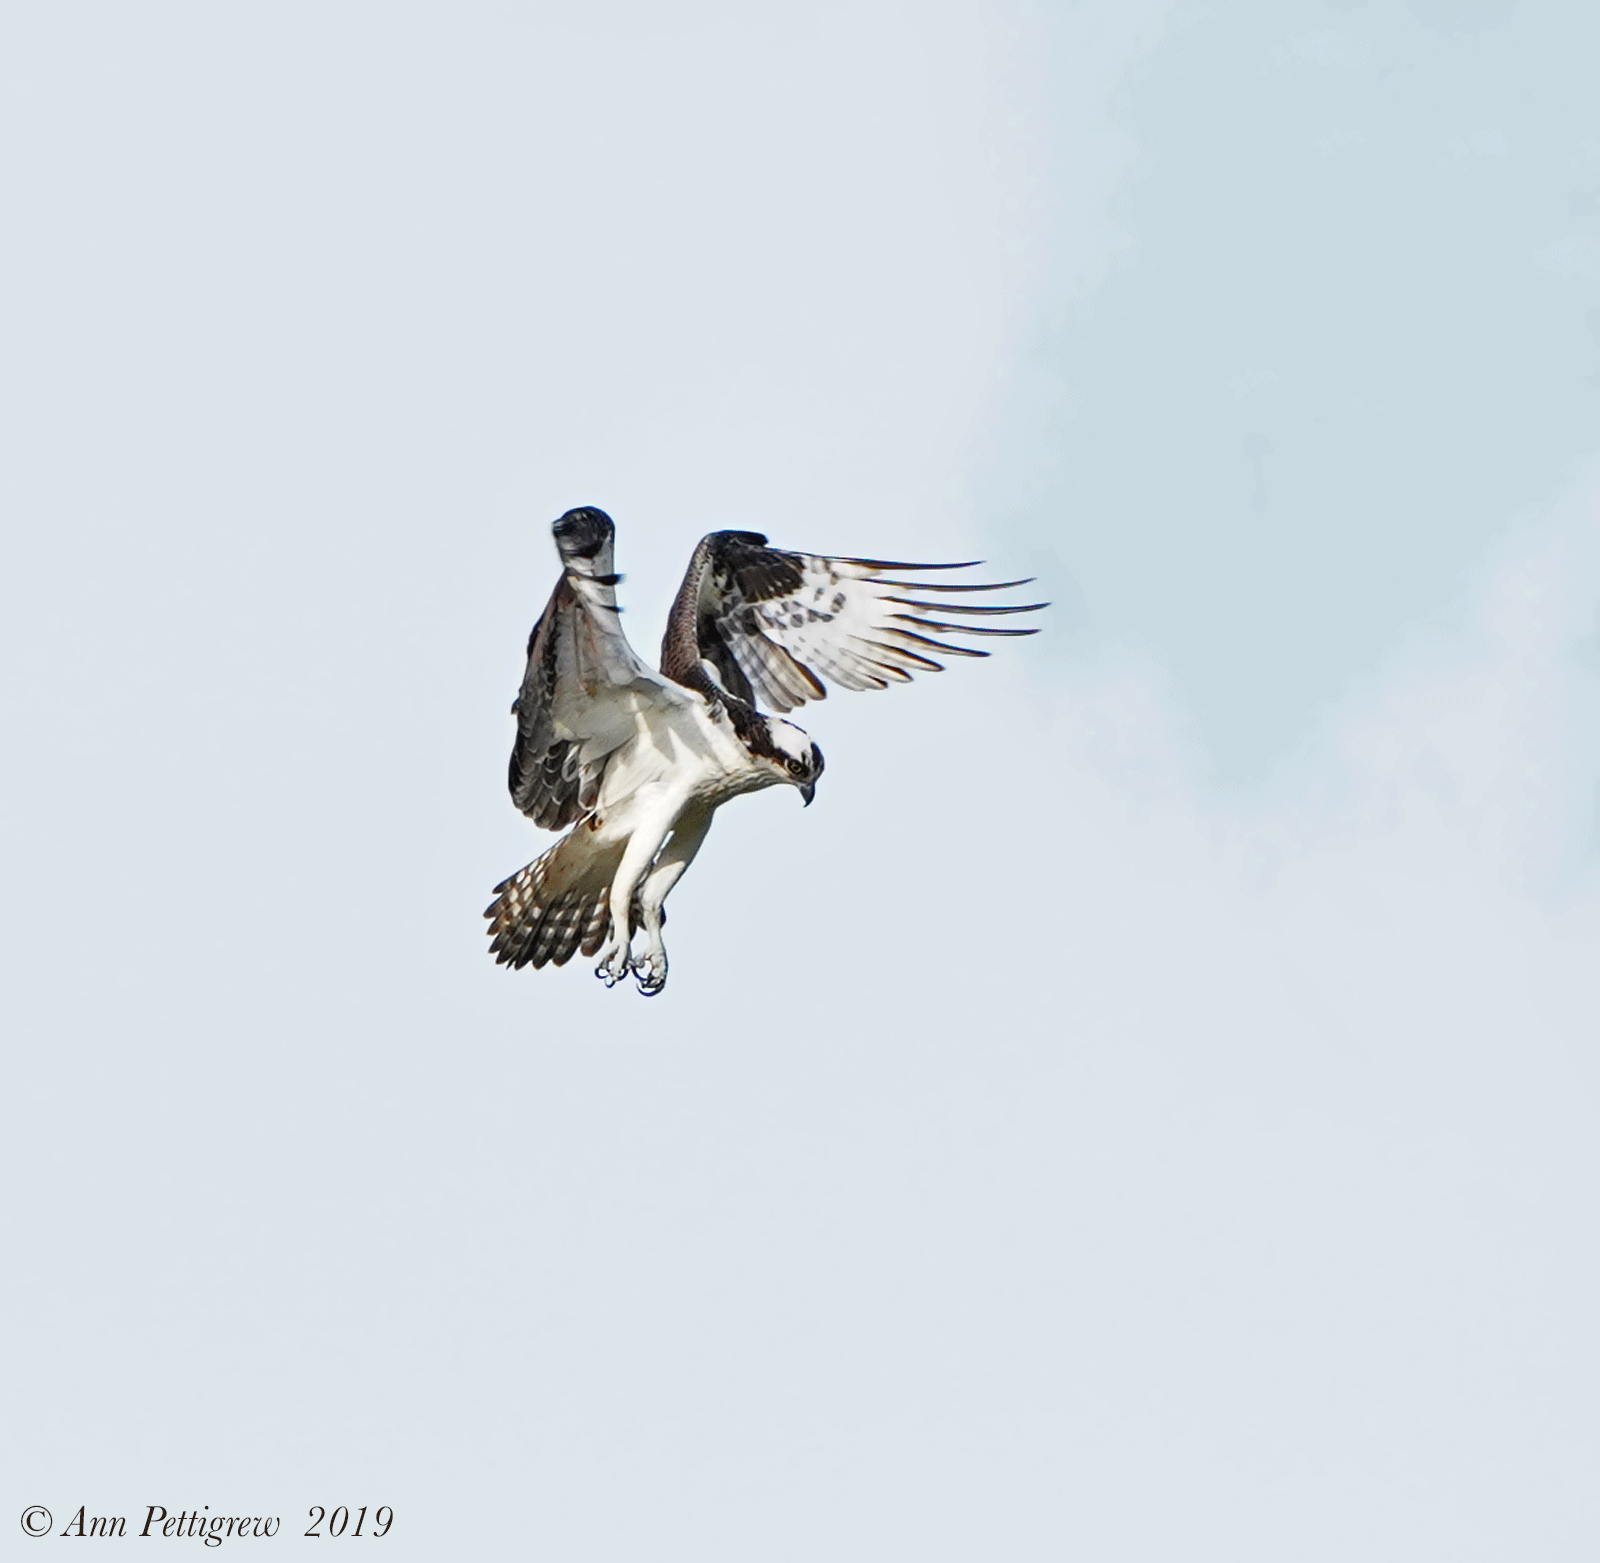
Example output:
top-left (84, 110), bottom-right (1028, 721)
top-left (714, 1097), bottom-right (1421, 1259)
top-left (786, 757), bottom-right (805, 776)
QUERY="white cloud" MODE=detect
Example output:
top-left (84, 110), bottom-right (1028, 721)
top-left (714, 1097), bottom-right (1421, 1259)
top-left (1533, 235), bottom-right (1600, 282)
top-left (1315, 127), bottom-right (1367, 158)
top-left (1226, 366), bottom-right (1280, 398)
top-left (1266, 30), bottom-right (1367, 70)
top-left (1253, 461), bottom-right (1600, 895)
top-left (784, 456), bottom-right (1600, 1065)
top-left (1446, 128), bottom-right (1511, 162)
top-left (677, 460), bottom-right (1600, 1557)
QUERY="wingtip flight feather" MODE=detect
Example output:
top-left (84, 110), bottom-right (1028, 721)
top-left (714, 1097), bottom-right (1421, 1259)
top-left (872, 575), bottom-right (1037, 593)
top-left (844, 556), bottom-right (985, 572)
top-left (885, 596), bottom-right (1048, 616)
top-left (896, 614), bottom-right (1043, 630)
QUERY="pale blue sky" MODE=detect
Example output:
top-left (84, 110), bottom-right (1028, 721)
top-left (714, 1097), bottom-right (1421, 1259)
top-left (2, 3), bottom-right (1596, 1559)
top-left (997, 1), bottom-right (1600, 773)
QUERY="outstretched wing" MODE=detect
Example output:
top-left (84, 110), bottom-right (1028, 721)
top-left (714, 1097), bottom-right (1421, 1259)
top-left (659, 530), bottom-right (1046, 712)
top-left (509, 507), bottom-right (681, 830)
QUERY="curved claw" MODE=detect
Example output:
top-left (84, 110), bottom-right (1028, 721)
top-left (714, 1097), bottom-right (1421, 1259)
top-left (631, 939), bottom-right (668, 996)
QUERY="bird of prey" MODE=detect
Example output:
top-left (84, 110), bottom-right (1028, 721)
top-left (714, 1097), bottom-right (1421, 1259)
top-left (485, 507), bottom-right (1044, 995)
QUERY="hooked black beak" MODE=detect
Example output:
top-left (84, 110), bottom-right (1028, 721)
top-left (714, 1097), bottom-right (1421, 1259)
top-left (800, 743), bottom-right (823, 807)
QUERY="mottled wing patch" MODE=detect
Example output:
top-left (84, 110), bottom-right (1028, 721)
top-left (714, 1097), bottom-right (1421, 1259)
top-left (508, 508), bottom-right (665, 829)
top-left (681, 533), bottom-right (1046, 713)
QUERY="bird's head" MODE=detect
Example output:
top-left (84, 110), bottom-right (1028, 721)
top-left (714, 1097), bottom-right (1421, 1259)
top-left (761, 718), bottom-right (825, 806)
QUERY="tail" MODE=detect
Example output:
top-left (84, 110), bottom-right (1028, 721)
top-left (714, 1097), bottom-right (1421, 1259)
top-left (485, 822), bottom-right (623, 970)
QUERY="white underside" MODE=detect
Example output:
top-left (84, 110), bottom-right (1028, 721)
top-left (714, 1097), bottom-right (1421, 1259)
top-left (581, 695), bottom-right (796, 991)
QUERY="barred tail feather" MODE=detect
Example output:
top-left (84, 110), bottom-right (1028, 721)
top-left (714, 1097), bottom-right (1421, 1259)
top-left (484, 823), bottom-right (623, 970)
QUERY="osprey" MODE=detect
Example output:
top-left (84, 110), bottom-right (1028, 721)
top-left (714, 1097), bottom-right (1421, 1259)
top-left (485, 507), bottom-right (1044, 995)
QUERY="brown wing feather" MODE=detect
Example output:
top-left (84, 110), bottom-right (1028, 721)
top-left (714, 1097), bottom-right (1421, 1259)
top-left (660, 530), bottom-right (1045, 713)
top-left (508, 508), bottom-right (662, 829)
top-left (485, 822), bottom-right (626, 970)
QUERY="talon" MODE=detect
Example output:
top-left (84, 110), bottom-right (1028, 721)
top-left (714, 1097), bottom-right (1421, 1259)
top-left (594, 941), bottom-right (633, 987)
top-left (630, 939), bottom-right (668, 996)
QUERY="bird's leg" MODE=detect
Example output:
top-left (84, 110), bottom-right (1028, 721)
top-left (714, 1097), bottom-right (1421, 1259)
top-left (629, 807), bottom-right (714, 996)
top-left (594, 812), bottom-right (676, 988)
